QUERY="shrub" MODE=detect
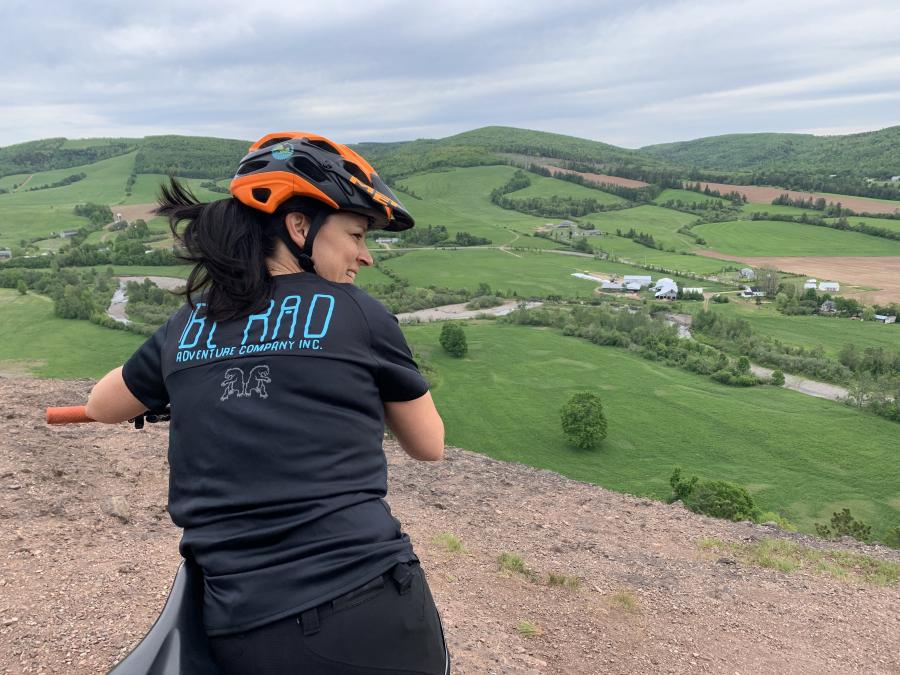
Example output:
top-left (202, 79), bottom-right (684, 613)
top-left (771, 369), bottom-right (785, 386)
top-left (683, 480), bottom-right (759, 521)
top-left (465, 295), bottom-right (504, 310)
top-left (669, 467), bottom-right (698, 503)
top-left (883, 525), bottom-right (900, 549)
top-left (560, 392), bottom-right (607, 449)
top-left (814, 508), bottom-right (873, 543)
top-left (439, 322), bottom-right (468, 357)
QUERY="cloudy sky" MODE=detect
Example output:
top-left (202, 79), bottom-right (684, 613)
top-left (3, 0), bottom-right (899, 149)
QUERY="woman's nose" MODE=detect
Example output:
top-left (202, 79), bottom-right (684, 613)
top-left (358, 243), bottom-right (373, 266)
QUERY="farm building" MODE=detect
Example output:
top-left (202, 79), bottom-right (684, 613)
top-left (623, 275), bottom-right (652, 288)
top-left (652, 278), bottom-right (675, 291)
top-left (572, 272), bottom-right (604, 282)
top-left (738, 268), bottom-right (755, 280)
top-left (375, 237), bottom-right (400, 244)
top-left (804, 279), bottom-right (817, 290)
top-left (891, 176), bottom-right (900, 182)
top-left (655, 287), bottom-right (678, 300)
top-left (818, 281), bottom-right (840, 292)
top-left (625, 282), bottom-right (643, 292)
top-left (0, 249), bottom-right (11, 259)
top-left (740, 286), bottom-right (765, 298)
top-left (683, 287), bottom-right (704, 294)
top-left (875, 314), bottom-right (897, 324)
top-left (601, 281), bottom-right (624, 290)
top-left (59, 230), bottom-right (79, 238)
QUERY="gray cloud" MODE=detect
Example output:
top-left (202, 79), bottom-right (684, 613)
top-left (2, 0), bottom-right (899, 148)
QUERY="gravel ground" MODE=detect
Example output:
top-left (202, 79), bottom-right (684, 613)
top-left (1, 377), bottom-right (898, 674)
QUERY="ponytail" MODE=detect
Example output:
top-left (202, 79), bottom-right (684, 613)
top-left (157, 178), bottom-right (277, 322)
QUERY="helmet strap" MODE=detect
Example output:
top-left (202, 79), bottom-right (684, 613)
top-left (276, 210), bottom-right (331, 274)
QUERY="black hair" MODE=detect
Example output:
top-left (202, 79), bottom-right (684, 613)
top-left (156, 178), bottom-right (328, 322)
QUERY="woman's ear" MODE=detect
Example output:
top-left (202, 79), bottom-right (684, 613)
top-left (284, 212), bottom-right (310, 247)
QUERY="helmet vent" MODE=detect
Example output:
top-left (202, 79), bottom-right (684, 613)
top-left (258, 137), bottom-right (293, 149)
top-left (237, 160), bottom-right (268, 175)
top-left (343, 161), bottom-right (372, 186)
top-left (307, 139), bottom-right (340, 155)
top-left (289, 156), bottom-right (328, 182)
top-left (251, 187), bottom-right (271, 203)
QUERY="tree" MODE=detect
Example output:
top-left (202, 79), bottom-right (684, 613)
top-left (862, 307), bottom-right (876, 321)
top-left (16, 280), bottom-right (27, 295)
top-left (758, 266), bottom-right (780, 298)
top-left (560, 392), bottom-right (607, 449)
top-left (683, 480), bottom-right (758, 521)
top-left (771, 369), bottom-right (785, 386)
top-left (736, 356), bottom-right (751, 375)
top-left (815, 508), bottom-right (872, 543)
top-left (439, 322), bottom-right (467, 358)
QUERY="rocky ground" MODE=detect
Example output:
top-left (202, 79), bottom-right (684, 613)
top-left (1, 377), bottom-right (898, 674)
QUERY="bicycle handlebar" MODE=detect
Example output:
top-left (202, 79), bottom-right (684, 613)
top-left (45, 406), bottom-right (171, 428)
top-left (46, 406), bottom-right (94, 424)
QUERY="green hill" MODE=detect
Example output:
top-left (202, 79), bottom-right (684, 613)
top-left (640, 126), bottom-right (900, 178)
top-left (0, 137), bottom-right (138, 179)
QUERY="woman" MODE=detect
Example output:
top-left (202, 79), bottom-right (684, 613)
top-left (86, 132), bottom-right (450, 674)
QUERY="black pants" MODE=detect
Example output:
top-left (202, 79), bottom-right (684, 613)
top-left (208, 562), bottom-right (450, 674)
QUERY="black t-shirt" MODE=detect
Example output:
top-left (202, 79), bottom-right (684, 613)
top-left (122, 273), bottom-right (428, 636)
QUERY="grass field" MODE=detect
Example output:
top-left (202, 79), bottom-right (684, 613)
top-left (121, 174), bottom-right (225, 205)
top-left (706, 301), bottom-right (900, 357)
top-left (737, 203), bottom-right (813, 217)
top-left (833, 216), bottom-right (900, 235)
top-left (693, 220), bottom-right (900, 257)
top-left (653, 188), bottom-right (725, 206)
top-left (404, 321), bottom-right (900, 538)
top-left (579, 205), bottom-right (698, 251)
top-left (379, 248), bottom-right (731, 297)
top-left (0, 289), bottom-right (146, 379)
top-left (583, 234), bottom-right (741, 275)
top-left (396, 166), bottom-right (570, 246)
top-left (506, 174), bottom-right (627, 206)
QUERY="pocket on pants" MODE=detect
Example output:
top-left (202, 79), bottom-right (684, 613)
top-left (300, 564), bottom-right (447, 674)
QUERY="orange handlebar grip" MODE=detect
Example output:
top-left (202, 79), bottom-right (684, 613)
top-left (46, 406), bottom-right (95, 425)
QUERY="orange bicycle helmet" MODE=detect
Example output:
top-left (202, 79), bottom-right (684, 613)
top-left (230, 132), bottom-right (414, 232)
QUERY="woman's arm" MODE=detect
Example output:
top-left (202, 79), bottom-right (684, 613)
top-left (384, 391), bottom-right (444, 461)
top-left (85, 366), bottom-right (149, 423)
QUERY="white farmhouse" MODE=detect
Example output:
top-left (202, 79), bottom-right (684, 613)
top-left (818, 281), bottom-right (840, 292)
top-left (803, 279), bottom-right (817, 290)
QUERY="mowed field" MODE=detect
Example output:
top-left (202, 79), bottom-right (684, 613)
top-left (691, 182), bottom-right (900, 215)
top-left (693, 220), bottom-right (900, 257)
top-left (580, 205), bottom-right (698, 250)
top-left (706, 301), bottom-right (900, 357)
top-left (0, 289), bottom-right (145, 378)
top-left (404, 321), bottom-right (900, 538)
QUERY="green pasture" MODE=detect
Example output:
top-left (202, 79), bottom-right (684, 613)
top-left (580, 205), bottom-right (698, 250)
top-left (121, 174), bottom-right (225, 205)
top-left (707, 301), bottom-right (900, 357)
top-left (506, 174), bottom-right (627, 205)
top-left (397, 166), bottom-right (569, 246)
top-left (653, 188), bottom-right (725, 206)
top-left (585, 234), bottom-right (740, 275)
top-left (737, 203), bottom-right (813, 217)
top-left (833, 216), bottom-right (900, 235)
top-left (0, 289), bottom-right (145, 379)
top-left (379, 248), bottom-right (730, 297)
top-left (694, 220), bottom-right (900, 257)
top-left (404, 321), bottom-right (900, 537)
top-left (0, 152), bottom-right (136, 207)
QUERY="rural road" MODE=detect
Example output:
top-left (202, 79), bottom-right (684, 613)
top-left (397, 299), bottom-right (542, 323)
top-left (667, 313), bottom-right (850, 402)
top-left (106, 276), bottom-right (185, 325)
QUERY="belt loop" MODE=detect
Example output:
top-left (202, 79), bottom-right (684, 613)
top-left (299, 607), bottom-right (320, 636)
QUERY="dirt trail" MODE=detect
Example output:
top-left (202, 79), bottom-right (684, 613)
top-left (12, 175), bottom-right (34, 192)
top-left (397, 300), bottom-right (542, 324)
top-left (1, 378), bottom-right (898, 674)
